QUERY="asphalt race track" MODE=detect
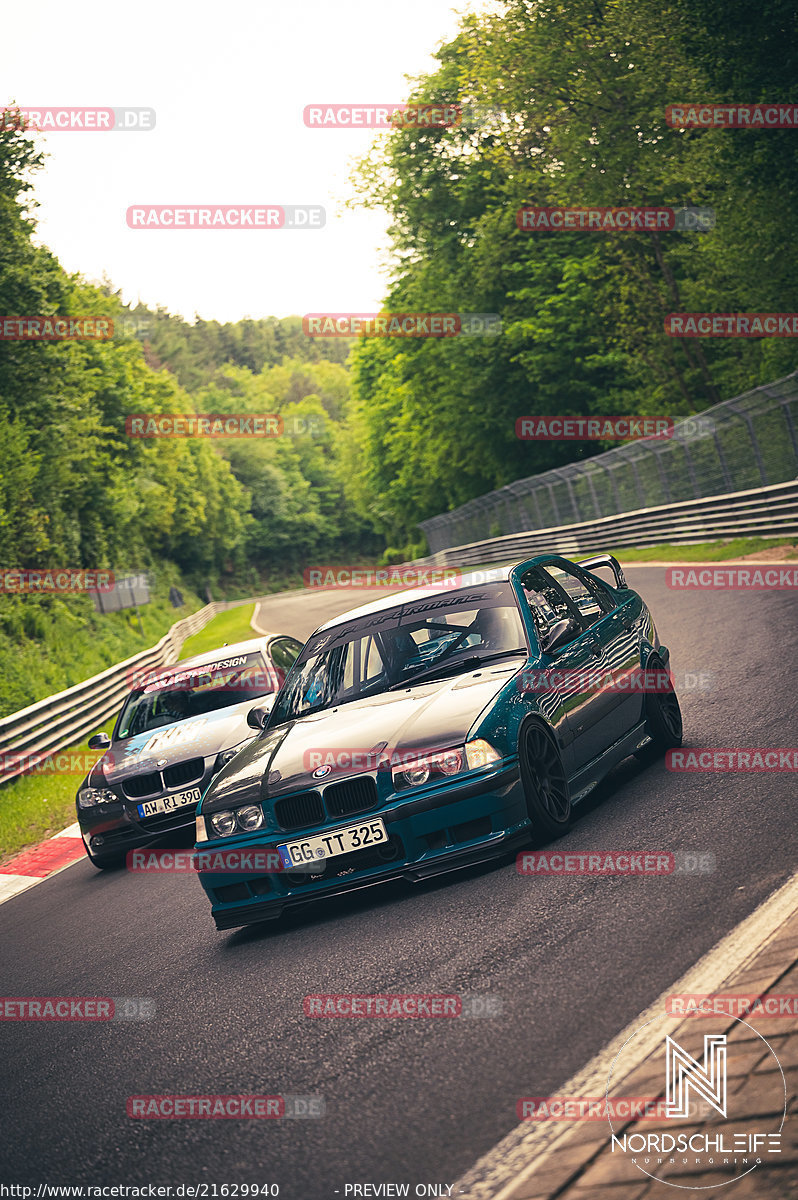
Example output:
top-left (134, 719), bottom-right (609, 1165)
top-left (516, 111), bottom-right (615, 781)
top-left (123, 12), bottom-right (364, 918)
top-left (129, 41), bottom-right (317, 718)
top-left (2, 566), bottom-right (797, 1197)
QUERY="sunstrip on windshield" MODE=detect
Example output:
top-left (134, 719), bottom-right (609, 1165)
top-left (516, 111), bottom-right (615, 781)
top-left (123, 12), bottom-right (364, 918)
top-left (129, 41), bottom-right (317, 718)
top-left (127, 653), bottom-right (268, 692)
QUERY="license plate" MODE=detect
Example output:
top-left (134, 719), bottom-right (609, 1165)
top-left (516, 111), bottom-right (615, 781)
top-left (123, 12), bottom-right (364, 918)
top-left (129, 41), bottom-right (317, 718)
top-left (277, 818), bottom-right (388, 869)
top-left (137, 787), bottom-right (202, 818)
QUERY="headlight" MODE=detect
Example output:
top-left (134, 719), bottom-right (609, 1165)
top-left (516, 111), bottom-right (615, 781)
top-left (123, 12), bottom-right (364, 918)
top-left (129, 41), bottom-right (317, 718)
top-left (236, 805), bottom-right (264, 832)
top-left (403, 764), bottom-right (430, 787)
top-left (465, 738), bottom-right (502, 770)
top-left (210, 810), bottom-right (237, 837)
top-left (207, 805), bottom-right (265, 838)
top-left (78, 787), bottom-right (117, 808)
top-left (438, 749), bottom-right (464, 775)
top-left (392, 747), bottom-right (465, 790)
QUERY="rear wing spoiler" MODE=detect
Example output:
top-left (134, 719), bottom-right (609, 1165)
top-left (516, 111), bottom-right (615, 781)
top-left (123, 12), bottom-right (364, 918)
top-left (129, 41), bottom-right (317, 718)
top-left (577, 554), bottom-right (627, 590)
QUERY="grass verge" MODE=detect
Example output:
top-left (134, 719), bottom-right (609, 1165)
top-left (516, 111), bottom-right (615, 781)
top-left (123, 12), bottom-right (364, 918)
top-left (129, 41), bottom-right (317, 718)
top-left (607, 537), bottom-right (798, 562)
top-left (449, 537), bottom-right (798, 575)
top-left (177, 604), bottom-right (257, 659)
top-left (0, 730), bottom-right (113, 863)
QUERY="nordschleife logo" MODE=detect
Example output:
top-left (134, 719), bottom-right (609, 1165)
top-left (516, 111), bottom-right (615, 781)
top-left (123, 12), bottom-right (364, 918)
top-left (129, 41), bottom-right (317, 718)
top-left (605, 1013), bottom-right (786, 1190)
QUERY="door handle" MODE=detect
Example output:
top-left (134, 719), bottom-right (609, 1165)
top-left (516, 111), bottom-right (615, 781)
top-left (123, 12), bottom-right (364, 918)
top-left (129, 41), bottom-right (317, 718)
top-left (589, 641), bottom-right (601, 658)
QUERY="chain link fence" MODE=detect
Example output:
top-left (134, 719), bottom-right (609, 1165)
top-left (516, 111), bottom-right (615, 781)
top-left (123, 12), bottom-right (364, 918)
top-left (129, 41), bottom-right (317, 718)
top-left (419, 371), bottom-right (798, 554)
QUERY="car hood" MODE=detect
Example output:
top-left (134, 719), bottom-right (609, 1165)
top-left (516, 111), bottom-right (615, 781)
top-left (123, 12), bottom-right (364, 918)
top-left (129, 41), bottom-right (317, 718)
top-left (97, 702), bottom-right (258, 784)
top-left (202, 658), bottom-right (524, 810)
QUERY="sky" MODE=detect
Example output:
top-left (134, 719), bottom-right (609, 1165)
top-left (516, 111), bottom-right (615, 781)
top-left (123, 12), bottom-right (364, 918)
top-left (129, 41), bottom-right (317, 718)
top-left (2, 0), bottom-right (482, 323)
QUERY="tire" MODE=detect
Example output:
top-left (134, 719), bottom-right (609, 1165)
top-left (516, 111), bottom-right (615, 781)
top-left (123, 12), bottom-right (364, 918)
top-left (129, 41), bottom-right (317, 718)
top-left (635, 655), bottom-right (683, 758)
top-left (85, 845), bottom-right (125, 870)
top-left (519, 720), bottom-right (572, 842)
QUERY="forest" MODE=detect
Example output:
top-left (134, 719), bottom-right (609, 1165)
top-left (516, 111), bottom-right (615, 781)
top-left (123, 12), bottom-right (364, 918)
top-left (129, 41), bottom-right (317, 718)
top-left (1, 0), bottom-right (796, 588)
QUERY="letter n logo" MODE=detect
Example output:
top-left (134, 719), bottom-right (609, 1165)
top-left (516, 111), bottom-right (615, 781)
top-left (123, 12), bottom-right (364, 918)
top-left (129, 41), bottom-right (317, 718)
top-left (665, 1034), bottom-right (727, 1118)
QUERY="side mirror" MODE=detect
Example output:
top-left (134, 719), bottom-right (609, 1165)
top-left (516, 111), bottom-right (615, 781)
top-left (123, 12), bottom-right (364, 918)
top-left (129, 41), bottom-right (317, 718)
top-left (88, 732), bottom-right (111, 750)
top-left (543, 618), bottom-right (580, 654)
top-left (247, 701), bottom-right (273, 730)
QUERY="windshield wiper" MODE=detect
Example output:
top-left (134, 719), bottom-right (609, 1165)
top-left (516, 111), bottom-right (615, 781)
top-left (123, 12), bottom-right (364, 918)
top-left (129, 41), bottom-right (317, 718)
top-left (387, 648), bottom-right (528, 690)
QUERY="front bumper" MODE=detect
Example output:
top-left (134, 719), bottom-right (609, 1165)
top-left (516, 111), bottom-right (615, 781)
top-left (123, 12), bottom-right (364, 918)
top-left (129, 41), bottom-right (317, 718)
top-left (197, 761), bottom-right (527, 930)
top-left (77, 763), bottom-right (218, 860)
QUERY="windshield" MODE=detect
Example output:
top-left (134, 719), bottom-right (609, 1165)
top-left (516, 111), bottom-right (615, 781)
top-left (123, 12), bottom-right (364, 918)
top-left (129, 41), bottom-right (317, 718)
top-left (116, 652), bottom-right (274, 739)
top-left (269, 582), bottom-right (527, 724)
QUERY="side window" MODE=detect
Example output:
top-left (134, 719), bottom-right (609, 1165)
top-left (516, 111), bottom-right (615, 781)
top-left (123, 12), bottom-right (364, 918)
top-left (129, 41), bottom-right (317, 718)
top-left (335, 635), bottom-right (386, 696)
top-left (363, 636), bottom-right (386, 683)
top-left (539, 564), bottom-right (613, 630)
top-left (581, 571), bottom-right (617, 612)
top-left (341, 640), bottom-right (356, 692)
top-left (521, 569), bottom-right (578, 644)
top-left (269, 637), bottom-right (303, 686)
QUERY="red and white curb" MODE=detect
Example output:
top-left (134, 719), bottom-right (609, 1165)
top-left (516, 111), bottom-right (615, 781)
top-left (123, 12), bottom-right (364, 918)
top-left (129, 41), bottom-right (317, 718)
top-left (0, 822), bottom-right (86, 906)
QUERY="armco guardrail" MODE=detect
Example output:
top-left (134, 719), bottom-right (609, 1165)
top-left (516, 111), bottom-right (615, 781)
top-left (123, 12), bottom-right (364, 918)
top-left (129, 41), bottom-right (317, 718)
top-left (0, 597), bottom-right (256, 788)
top-left (413, 480), bottom-right (798, 567)
top-left (420, 372), bottom-right (798, 554)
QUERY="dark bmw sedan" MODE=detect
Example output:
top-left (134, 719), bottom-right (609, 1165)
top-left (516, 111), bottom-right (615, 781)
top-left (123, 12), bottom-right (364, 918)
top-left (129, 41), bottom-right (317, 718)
top-left (194, 554), bottom-right (683, 930)
top-left (76, 634), bottom-right (302, 868)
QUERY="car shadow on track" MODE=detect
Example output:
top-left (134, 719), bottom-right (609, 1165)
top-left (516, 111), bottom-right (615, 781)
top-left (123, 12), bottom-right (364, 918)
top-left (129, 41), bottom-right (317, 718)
top-left (566, 748), bottom-right (666, 824)
top-left (221, 856), bottom-right (510, 948)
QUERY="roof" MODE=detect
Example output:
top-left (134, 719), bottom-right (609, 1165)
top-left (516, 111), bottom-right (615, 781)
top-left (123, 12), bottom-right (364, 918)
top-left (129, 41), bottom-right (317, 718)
top-left (315, 565), bottom-right (516, 633)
